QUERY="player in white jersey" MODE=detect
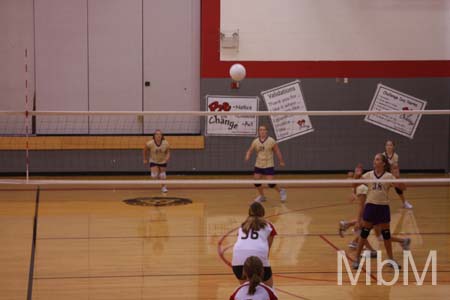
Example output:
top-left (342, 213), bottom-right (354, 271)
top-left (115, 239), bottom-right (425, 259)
top-left (143, 130), bottom-right (170, 193)
top-left (384, 140), bottom-right (413, 209)
top-left (229, 256), bottom-right (278, 300)
top-left (232, 202), bottom-right (277, 287)
top-left (245, 125), bottom-right (287, 203)
top-left (352, 153), bottom-right (406, 269)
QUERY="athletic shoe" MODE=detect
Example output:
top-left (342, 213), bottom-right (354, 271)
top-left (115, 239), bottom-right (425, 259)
top-left (403, 200), bottom-right (413, 209)
top-left (161, 186), bottom-right (168, 193)
top-left (254, 195), bottom-right (266, 203)
top-left (401, 238), bottom-right (411, 250)
top-left (279, 189), bottom-right (287, 202)
top-left (361, 250), bottom-right (378, 258)
top-left (348, 241), bottom-right (358, 249)
top-left (339, 221), bottom-right (348, 238)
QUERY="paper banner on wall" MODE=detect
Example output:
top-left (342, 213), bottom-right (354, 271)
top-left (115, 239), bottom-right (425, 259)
top-left (205, 95), bottom-right (258, 136)
top-left (261, 80), bottom-right (314, 142)
top-left (364, 84), bottom-right (427, 139)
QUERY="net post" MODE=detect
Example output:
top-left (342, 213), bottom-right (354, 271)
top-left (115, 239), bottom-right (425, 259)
top-left (24, 48), bottom-right (30, 182)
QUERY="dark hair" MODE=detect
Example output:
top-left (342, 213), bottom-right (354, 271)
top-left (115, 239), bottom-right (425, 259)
top-left (379, 153), bottom-right (391, 172)
top-left (153, 129), bottom-right (165, 141)
top-left (243, 256), bottom-right (264, 295)
top-left (385, 140), bottom-right (395, 147)
top-left (241, 202), bottom-right (267, 235)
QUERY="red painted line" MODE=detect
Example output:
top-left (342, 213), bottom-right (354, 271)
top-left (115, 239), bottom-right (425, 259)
top-left (319, 234), bottom-right (377, 282)
top-left (275, 287), bottom-right (312, 300)
top-left (217, 202), bottom-right (354, 299)
top-left (276, 273), bottom-right (342, 283)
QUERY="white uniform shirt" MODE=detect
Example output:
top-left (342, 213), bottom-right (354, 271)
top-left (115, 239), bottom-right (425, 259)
top-left (230, 282), bottom-right (278, 300)
top-left (232, 222), bottom-right (277, 267)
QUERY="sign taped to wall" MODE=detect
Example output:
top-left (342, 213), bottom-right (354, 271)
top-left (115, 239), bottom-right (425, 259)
top-left (365, 84), bottom-right (427, 139)
top-left (205, 95), bottom-right (258, 136)
top-left (261, 80), bottom-right (313, 142)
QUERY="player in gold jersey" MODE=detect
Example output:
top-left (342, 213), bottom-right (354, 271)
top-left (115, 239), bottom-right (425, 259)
top-left (352, 153), bottom-right (405, 269)
top-left (245, 125), bottom-right (286, 203)
top-left (143, 130), bottom-right (170, 193)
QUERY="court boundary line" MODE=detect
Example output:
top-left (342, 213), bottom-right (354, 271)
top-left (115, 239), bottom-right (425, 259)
top-left (218, 202), bottom-right (450, 287)
top-left (27, 186), bottom-right (40, 300)
top-left (33, 269), bottom-right (450, 281)
top-left (35, 231), bottom-right (450, 240)
top-left (1, 182), bottom-right (448, 192)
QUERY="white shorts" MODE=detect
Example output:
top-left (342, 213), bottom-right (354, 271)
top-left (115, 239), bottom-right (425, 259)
top-left (356, 184), bottom-right (368, 196)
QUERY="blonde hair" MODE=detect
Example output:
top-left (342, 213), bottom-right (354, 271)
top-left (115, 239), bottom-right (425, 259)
top-left (241, 202), bottom-right (267, 235)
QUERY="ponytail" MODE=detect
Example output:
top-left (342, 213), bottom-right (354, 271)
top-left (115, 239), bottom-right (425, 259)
top-left (380, 154), bottom-right (391, 172)
top-left (243, 256), bottom-right (264, 295)
top-left (248, 273), bottom-right (262, 295)
top-left (241, 202), bottom-right (267, 235)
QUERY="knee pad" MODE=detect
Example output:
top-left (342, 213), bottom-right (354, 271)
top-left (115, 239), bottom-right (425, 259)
top-left (381, 229), bottom-right (391, 240)
top-left (268, 184), bottom-right (276, 188)
top-left (159, 172), bottom-right (166, 180)
top-left (151, 172), bottom-right (158, 179)
top-left (360, 227), bottom-right (371, 239)
top-left (254, 184), bottom-right (262, 187)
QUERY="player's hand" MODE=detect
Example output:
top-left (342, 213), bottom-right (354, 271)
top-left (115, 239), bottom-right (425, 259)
top-left (349, 193), bottom-right (357, 203)
top-left (143, 159), bottom-right (148, 164)
top-left (391, 168), bottom-right (400, 178)
top-left (279, 161), bottom-right (285, 167)
top-left (245, 154), bottom-right (250, 161)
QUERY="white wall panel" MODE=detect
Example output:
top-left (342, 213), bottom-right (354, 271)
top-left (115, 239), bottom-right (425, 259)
top-left (35, 0), bottom-right (88, 133)
top-left (88, 0), bottom-right (143, 134)
top-left (221, 0), bottom-right (450, 61)
top-left (143, 0), bottom-right (200, 134)
top-left (0, 0), bottom-right (34, 135)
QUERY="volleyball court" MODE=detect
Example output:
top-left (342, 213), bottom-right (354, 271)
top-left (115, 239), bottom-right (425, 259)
top-left (1, 104), bottom-right (449, 300)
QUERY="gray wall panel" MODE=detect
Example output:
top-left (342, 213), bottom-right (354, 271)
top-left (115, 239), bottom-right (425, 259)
top-left (1, 78), bottom-right (449, 174)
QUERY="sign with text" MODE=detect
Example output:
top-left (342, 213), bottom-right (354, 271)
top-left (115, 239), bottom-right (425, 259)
top-left (205, 95), bottom-right (258, 136)
top-left (261, 80), bottom-right (313, 142)
top-left (365, 84), bottom-right (427, 139)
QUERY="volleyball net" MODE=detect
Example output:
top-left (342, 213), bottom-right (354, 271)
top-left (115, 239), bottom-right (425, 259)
top-left (0, 109), bottom-right (449, 187)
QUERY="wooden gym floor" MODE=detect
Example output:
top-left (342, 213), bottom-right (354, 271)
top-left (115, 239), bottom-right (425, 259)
top-left (0, 175), bottom-right (449, 300)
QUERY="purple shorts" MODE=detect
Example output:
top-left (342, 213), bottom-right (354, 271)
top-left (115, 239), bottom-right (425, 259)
top-left (150, 162), bottom-right (167, 168)
top-left (363, 203), bottom-right (391, 225)
top-left (254, 167), bottom-right (275, 176)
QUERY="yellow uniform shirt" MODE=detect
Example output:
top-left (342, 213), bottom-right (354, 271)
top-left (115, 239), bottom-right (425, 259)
top-left (383, 152), bottom-right (399, 165)
top-left (252, 137), bottom-right (277, 168)
top-left (146, 139), bottom-right (169, 164)
top-left (362, 171), bottom-right (395, 205)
